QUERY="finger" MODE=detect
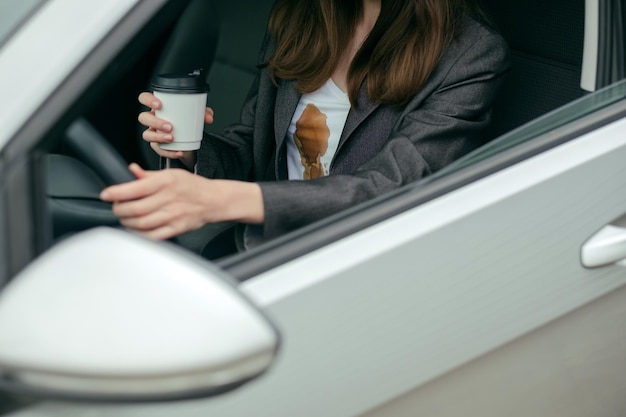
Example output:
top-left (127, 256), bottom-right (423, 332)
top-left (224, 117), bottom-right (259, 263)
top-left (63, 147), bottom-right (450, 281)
top-left (149, 142), bottom-right (185, 159)
top-left (118, 208), bottom-right (173, 232)
top-left (100, 174), bottom-right (161, 203)
top-left (112, 192), bottom-right (165, 219)
top-left (204, 107), bottom-right (214, 124)
top-left (138, 112), bottom-right (173, 133)
top-left (137, 225), bottom-right (178, 241)
top-left (138, 216), bottom-right (205, 241)
top-left (138, 92), bottom-right (161, 110)
top-left (129, 163), bottom-right (147, 179)
top-left (142, 128), bottom-right (174, 144)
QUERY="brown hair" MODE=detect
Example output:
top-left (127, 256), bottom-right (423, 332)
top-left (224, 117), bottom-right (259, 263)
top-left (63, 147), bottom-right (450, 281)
top-left (266, 0), bottom-right (473, 107)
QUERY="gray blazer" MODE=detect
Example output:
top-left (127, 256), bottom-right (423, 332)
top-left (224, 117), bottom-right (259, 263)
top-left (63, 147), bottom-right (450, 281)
top-left (197, 17), bottom-right (510, 248)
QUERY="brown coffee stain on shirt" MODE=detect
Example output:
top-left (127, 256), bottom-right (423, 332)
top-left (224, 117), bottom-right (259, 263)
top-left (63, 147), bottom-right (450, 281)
top-left (294, 104), bottom-right (330, 180)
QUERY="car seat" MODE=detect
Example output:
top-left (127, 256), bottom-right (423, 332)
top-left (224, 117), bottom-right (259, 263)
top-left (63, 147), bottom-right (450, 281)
top-left (201, 0), bottom-right (275, 134)
top-left (481, 0), bottom-right (586, 139)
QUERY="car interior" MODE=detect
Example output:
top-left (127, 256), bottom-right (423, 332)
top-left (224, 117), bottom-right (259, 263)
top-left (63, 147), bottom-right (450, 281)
top-left (42, 0), bottom-right (609, 262)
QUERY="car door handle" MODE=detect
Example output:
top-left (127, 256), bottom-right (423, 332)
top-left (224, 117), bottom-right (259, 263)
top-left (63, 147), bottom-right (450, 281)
top-left (581, 224), bottom-right (626, 268)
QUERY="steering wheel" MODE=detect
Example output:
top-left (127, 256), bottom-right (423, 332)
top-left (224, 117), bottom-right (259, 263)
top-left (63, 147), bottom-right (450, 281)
top-left (64, 118), bottom-right (136, 185)
top-left (45, 118), bottom-right (136, 240)
top-left (47, 118), bottom-right (191, 247)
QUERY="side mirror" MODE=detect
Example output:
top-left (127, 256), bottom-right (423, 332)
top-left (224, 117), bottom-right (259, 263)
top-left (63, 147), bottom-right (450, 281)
top-left (0, 228), bottom-right (279, 402)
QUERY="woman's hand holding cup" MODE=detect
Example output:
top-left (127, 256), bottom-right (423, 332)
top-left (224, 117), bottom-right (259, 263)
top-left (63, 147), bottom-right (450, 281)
top-left (137, 91), bottom-right (214, 169)
top-left (137, 93), bottom-right (214, 149)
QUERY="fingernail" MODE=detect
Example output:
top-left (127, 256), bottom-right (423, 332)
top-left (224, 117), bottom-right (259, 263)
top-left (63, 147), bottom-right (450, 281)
top-left (164, 134), bottom-right (173, 141)
top-left (162, 123), bottom-right (172, 132)
top-left (152, 101), bottom-right (160, 108)
top-left (100, 191), bottom-right (110, 200)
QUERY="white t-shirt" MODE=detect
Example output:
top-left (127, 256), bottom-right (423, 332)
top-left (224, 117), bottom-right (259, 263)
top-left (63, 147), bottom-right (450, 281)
top-left (286, 78), bottom-right (351, 180)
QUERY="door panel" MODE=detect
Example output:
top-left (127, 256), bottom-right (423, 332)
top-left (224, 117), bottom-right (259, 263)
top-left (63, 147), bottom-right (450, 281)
top-left (360, 283), bottom-right (626, 417)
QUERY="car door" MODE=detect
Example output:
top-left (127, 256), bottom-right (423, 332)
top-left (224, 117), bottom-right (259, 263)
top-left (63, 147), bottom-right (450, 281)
top-left (9, 81), bottom-right (625, 417)
top-left (188, 84), bottom-right (626, 417)
top-left (6, 71), bottom-right (626, 417)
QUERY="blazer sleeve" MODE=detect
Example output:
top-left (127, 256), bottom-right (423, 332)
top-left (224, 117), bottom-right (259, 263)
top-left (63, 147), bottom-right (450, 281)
top-left (252, 28), bottom-right (510, 245)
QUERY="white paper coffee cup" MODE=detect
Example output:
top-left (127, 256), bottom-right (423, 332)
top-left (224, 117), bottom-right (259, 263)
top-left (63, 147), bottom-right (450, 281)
top-left (151, 72), bottom-right (210, 152)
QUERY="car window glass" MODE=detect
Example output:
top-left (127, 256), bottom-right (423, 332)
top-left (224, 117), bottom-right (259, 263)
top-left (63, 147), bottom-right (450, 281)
top-left (437, 79), bottom-right (626, 176)
top-left (0, 0), bottom-right (46, 46)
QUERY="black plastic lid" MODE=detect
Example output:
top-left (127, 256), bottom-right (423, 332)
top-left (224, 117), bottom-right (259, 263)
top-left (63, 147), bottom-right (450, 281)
top-left (151, 70), bottom-right (210, 94)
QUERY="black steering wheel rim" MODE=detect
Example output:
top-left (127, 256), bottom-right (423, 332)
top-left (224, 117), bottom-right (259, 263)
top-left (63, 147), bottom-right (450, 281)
top-left (64, 118), bottom-right (136, 185)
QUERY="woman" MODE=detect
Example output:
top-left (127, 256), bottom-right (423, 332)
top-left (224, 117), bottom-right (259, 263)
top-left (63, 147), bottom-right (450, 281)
top-left (101, 0), bottom-right (509, 251)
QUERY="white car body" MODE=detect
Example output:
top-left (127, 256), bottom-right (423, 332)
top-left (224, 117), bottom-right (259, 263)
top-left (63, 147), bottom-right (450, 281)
top-left (1, 0), bottom-right (625, 416)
